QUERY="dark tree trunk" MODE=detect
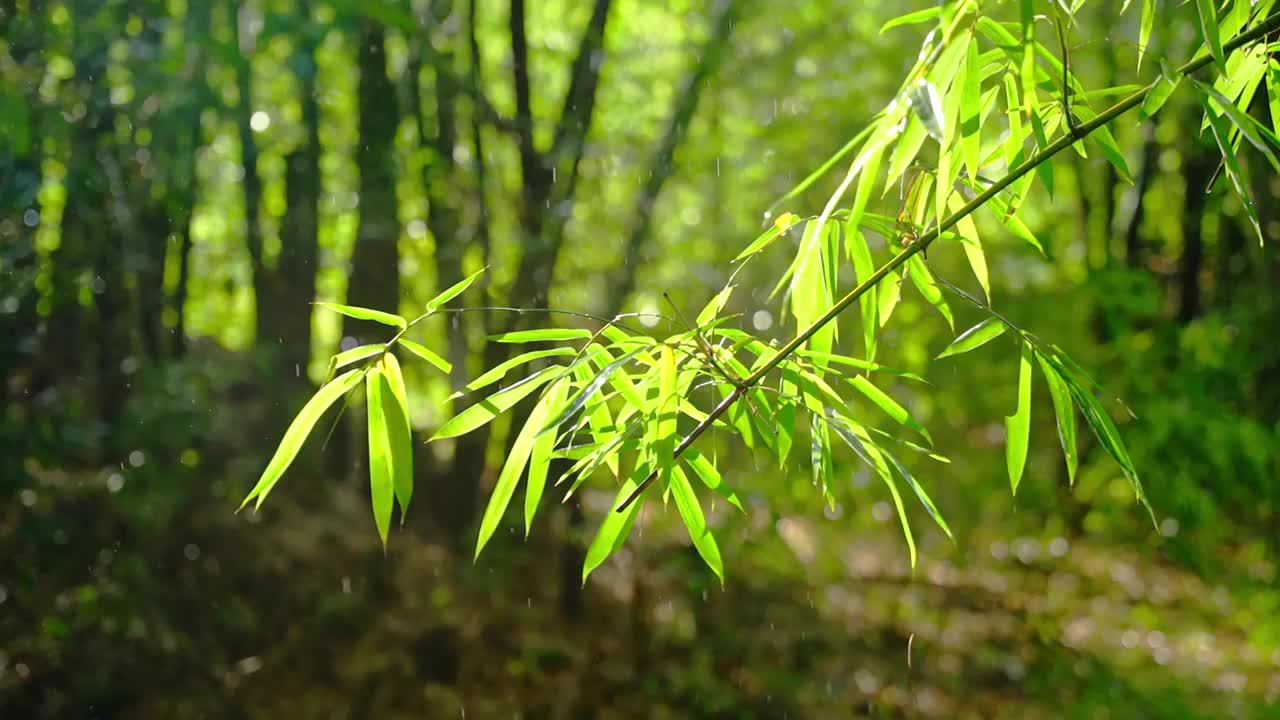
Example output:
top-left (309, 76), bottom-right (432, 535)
top-left (1177, 150), bottom-right (1217, 324)
top-left (344, 20), bottom-right (401, 345)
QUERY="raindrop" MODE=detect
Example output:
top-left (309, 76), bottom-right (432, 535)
top-left (1159, 517), bottom-right (1179, 537)
top-left (871, 501), bottom-right (892, 523)
top-left (237, 656), bottom-right (263, 675)
top-left (90, 276), bottom-right (106, 294)
top-left (184, 544), bottom-right (201, 561)
top-left (106, 473), bottom-right (125, 493)
top-left (128, 450), bottom-right (146, 467)
top-left (341, 577), bottom-right (352, 594)
top-left (340, 335), bottom-right (359, 352)
top-left (22, 209), bottom-right (39, 227)
top-left (19, 489), bottom-right (36, 507)
top-left (752, 309), bottom-right (773, 331)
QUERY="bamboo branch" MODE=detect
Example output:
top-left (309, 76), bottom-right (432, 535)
top-left (616, 10), bottom-right (1280, 513)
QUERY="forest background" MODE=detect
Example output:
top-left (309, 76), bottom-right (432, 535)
top-left (3, 0), bottom-right (1280, 717)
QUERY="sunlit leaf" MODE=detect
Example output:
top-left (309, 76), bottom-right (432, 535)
top-left (241, 368), bottom-right (364, 511)
top-left (669, 465), bottom-right (724, 582)
top-left (907, 79), bottom-right (946, 143)
top-left (450, 347), bottom-right (575, 399)
top-left (427, 267), bottom-right (485, 311)
top-left (474, 376), bottom-right (570, 558)
top-left (937, 317), bottom-right (1007, 359)
top-left (525, 378), bottom-right (570, 536)
top-left (583, 464), bottom-right (648, 583)
top-left (1138, 0), bottom-right (1155, 70)
top-left (1036, 352), bottom-right (1077, 485)
top-left (489, 328), bottom-right (593, 343)
top-left (1193, 78), bottom-right (1280, 175)
top-left (797, 349), bottom-right (927, 382)
top-left (431, 365), bottom-right (563, 440)
top-left (948, 192), bottom-right (990, 301)
top-left (962, 36), bottom-right (983, 177)
top-left (882, 448), bottom-right (953, 540)
top-left (684, 448), bottom-right (744, 514)
top-left (906, 255), bottom-right (954, 330)
top-left (696, 285), bottom-right (735, 327)
top-left (331, 344), bottom-right (384, 374)
top-left (365, 367), bottom-right (394, 548)
top-left (828, 417), bottom-right (916, 567)
top-left (880, 6), bottom-right (941, 33)
top-left (847, 229), bottom-right (879, 361)
top-left (1194, 0), bottom-right (1225, 72)
top-left (1141, 64), bottom-right (1181, 120)
top-left (654, 345), bottom-right (679, 482)
top-left (379, 354), bottom-right (413, 517)
top-left (878, 269), bottom-right (903, 327)
top-left (1005, 342), bottom-right (1033, 495)
top-left (1071, 106), bottom-right (1134, 183)
top-left (851, 375), bottom-right (932, 445)
top-left (396, 338), bottom-right (452, 374)
top-left (315, 302), bottom-right (407, 330)
top-left (542, 347), bottom-right (646, 435)
top-left (1204, 102), bottom-right (1265, 244)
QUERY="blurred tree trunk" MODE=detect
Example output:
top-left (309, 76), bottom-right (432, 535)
top-left (1177, 149), bottom-right (1217, 324)
top-left (344, 19), bottom-right (401, 345)
top-left (256, 3), bottom-right (321, 393)
top-left (231, 1), bottom-right (267, 342)
top-left (1121, 127), bottom-right (1157, 270)
top-left (171, 0), bottom-right (213, 358)
top-left (604, 0), bottom-right (742, 319)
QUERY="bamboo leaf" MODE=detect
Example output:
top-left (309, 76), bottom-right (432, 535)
top-left (847, 229), bottom-right (879, 361)
top-left (880, 6), bottom-right (941, 33)
top-left (655, 345), bottom-right (678, 480)
top-left (489, 328), bottom-right (593, 343)
top-left (878, 270), bottom-right (903, 327)
top-left (315, 302), bottom-right (407, 330)
top-left (796, 350), bottom-right (927, 382)
top-left (696, 285), bottom-right (735, 327)
top-left (241, 368), bottom-right (364, 511)
top-left (1192, 78), bottom-right (1280, 175)
top-left (906, 255), bottom-right (954, 330)
top-left (542, 346), bottom-right (646, 435)
top-left (396, 338), bottom-right (452, 374)
top-left (1141, 66), bottom-right (1181, 120)
top-left (1005, 342), bottom-right (1033, 495)
top-left (365, 367), bottom-right (394, 548)
top-left (475, 376), bottom-right (570, 558)
top-left (684, 448), bottom-right (744, 514)
top-left (450, 347), bottom-right (575, 399)
top-left (426, 267), bottom-right (485, 311)
top-left (1268, 59), bottom-right (1280, 137)
top-left (583, 465), bottom-right (648, 583)
top-left (829, 417), bottom-right (916, 567)
top-left (937, 317), bottom-right (1007, 359)
top-left (1195, 0), bottom-right (1226, 72)
top-left (379, 354), bottom-right (414, 517)
top-left (331, 344), bottom-right (384, 373)
top-left (949, 192), bottom-right (990, 301)
top-left (1035, 352), bottom-right (1077, 485)
top-left (962, 36), bottom-right (983, 178)
top-left (431, 365), bottom-right (562, 440)
top-left (1071, 106), bottom-right (1135, 183)
top-left (734, 214), bottom-right (797, 261)
top-left (908, 79), bottom-right (946, 144)
top-left (1204, 102), bottom-right (1265, 244)
top-left (851, 375), bottom-right (932, 445)
top-left (882, 448), bottom-right (953, 540)
top-left (525, 379), bottom-right (569, 535)
top-left (669, 465), bottom-right (724, 582)
top-left (1138, 0), bottom-right (1155, 70)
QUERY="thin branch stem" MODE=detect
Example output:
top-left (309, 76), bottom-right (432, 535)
top-left (615, 10), bottom-right (1280, 513)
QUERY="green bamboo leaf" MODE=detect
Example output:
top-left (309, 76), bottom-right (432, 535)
top-left (1071, 106), bottom-right (1134, 183)
top-left (396, 338), bottom-right (452, 374)
top-left (1195, 0), bottom-right (1226, 72)
top-left (846, 141), bottom-right (886, 249)
top-left (489, 328), bottom-right (593, 343)
top-left (1268, 60), bottom-right (1280, 137)
top-left (880, 6), bottom-right (941, 33)
top-left (776, 368), bottom-right (799, 466)
top-left (1035, 352), bottom-right (1077, 485)
top-left (431, 365), bottom-right (562, 440)
top-left (937, 317), bottom-right (1007, 359)
top-left (734, 214), bottom-right (797, 261)
top-left (962, 36), bottom-right (983, 178)
top-left (881, 448), bottom-right (953, 540)
top-left (473, 377), bottom-right (567, 558)
top-left (1204, 102), bottom-right (1265, 244)
top-left (906, 255), bottom-right (954, 330)
top-left (315, 302), bottom-right (406, 330)
top-left (796, 349), bottom-right (927, 382)
top-left (696, 285), bottom-right (735, 327)
top-left (450, 347), bottom-right (575, 399)
top-left (948, 193), bottom-right (990, 301)
top-left (331, 344), bottom-right (384, 373)
top-left (379, 354), bottom-right (414, 517)
top-left (1141, 65), bottom-right (1181, 120)
top-left (885, 115), bottom-right (928, 191)
top-left (829, 417), bottom-right (916, 567)
top-left (980, 192), bottom-right (1045, 254)
top-left (878, 270), bottom-right (903, 327)
top-left (655, 344), bottom-right (678, 475)
top-left (583, 464), bottom-right (648, 583)
top-left (684, 448), bottom-right (744, 514)
top-left (1138, 0), bottom-right (1155, 70)
top-left (526, 378), bottom-right (570, 536)
top-left (542, 346), bottom-right (645, 435)
top-left (1005, 342), bottom-right (1033, 495)
top-left (241, 368), bottom-right (364, 511)
top-left (847, 229), bottom-right (879, 361)
top-left (907, 79), bottom-right (946, 144)
top-left (669, 465), bottom-right (724, 582)
top-left (365, 367), bottom-right (394, 548)
top-left (1193, 78), bottom-right (1280, 175)
top-left (851, 375), bottom-right (932, 445)
top-left (426, 267), bottom-right (485, 312)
